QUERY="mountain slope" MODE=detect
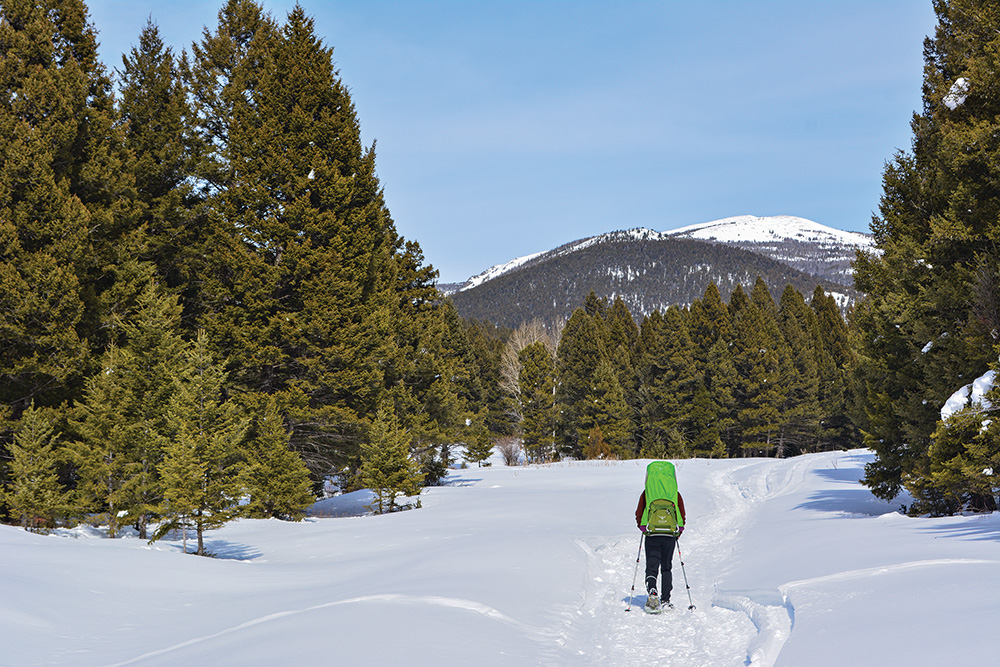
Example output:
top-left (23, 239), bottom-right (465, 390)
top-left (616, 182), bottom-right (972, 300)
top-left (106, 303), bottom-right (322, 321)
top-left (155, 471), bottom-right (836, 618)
top-left (446, 216), bottom-right (869, 327)
top-left (668, 215), bottom-right (873, 285)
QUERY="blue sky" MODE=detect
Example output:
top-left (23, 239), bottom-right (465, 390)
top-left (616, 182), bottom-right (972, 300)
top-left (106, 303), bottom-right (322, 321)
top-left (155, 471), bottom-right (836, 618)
top-left (88, 1), bottom-right (937, 283)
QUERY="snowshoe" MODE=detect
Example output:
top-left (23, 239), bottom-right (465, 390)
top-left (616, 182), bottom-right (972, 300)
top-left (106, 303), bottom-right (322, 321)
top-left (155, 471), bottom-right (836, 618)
top-left (644, 591), bottom-right (661, 614)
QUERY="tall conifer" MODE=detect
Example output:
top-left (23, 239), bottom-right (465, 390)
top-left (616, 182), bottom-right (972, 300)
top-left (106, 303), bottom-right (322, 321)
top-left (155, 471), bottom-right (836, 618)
top-left (855, 0), bottom-right (1000, 511)
top-left (0, 0), bottom-right (140, 425)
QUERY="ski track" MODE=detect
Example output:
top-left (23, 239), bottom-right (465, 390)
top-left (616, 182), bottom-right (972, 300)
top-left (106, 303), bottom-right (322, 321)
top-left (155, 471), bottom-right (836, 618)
top-left (107, 594), bottom-right (555, 666)
top-left (563, 458), bottom-right (817, 666)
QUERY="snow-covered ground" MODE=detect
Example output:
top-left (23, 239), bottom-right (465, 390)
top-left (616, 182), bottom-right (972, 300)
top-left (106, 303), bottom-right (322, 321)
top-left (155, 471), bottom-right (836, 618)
top-left (2, 450), bottom-right (998, 666)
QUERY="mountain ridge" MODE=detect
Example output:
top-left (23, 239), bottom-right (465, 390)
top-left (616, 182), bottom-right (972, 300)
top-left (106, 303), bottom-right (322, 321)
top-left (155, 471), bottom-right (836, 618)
top-left (444, 216), bottom-right (871, 327)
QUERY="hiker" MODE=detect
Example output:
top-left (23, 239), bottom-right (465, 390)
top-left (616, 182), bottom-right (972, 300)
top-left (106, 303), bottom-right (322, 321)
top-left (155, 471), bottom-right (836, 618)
top-left (635, 462), bottom-right (686, 612)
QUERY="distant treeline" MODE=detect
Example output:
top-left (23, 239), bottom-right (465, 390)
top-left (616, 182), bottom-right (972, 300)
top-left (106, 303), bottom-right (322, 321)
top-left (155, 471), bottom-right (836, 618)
top-left (468, 280), bottom-right (860, 463)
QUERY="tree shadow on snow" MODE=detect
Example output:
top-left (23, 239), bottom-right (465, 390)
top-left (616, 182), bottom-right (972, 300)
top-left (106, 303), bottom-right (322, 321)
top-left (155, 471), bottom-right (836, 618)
top-left (918, 515), bottom-right (1000, 543)
top-left (794, 488), bottom-right (905, 517)
top-left (201, 539), bottom-right (263, 561)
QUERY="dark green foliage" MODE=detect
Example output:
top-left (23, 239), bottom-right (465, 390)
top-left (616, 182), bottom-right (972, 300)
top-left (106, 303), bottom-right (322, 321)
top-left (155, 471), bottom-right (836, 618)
top-left (854, 0), bottom-right (1000, 510)
top-left (518, 342), bottom-right (558, 462)
top-left (776, 285), bottom-right (821, 455)
top-left (636, 308), bottom-right (700, 458)
top-left (238, 397), bottom-right (315, 521)
top-left (2, 1), bottom-right (487, 532)
top-left (3, 403), bottom-right (71, 531)
top-left (361, 403), bottom-right (423, 514)
top-left (70, 271), bottom-right (186, 538)
top-left (158, 332), bottom-right (248, 555)
top-left (555, 308), bottom-right (607, 457)
top-left (0, 0), bottom-right (140, 425)
top-left (117, 19), bottom-right (207, 327)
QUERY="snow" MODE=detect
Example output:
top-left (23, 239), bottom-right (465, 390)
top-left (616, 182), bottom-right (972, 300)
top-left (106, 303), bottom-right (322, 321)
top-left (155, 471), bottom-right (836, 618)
top-left (3, 450), bottom-right (999, 666)
top-left (943, 77), bottom-right (970, 111)
top-left (941, 368), bottom-right (996, 422)
top-left (462, 250), bottom-right (546, 291)
top-left (667, 215), bottom-right (874, 248)
top-left (456, 216), bottom-right (872, 292)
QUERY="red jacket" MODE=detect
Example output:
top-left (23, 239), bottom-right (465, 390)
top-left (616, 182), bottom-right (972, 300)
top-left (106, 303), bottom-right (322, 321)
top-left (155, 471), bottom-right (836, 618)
top-left (635, 491), bottom-right (686, 527)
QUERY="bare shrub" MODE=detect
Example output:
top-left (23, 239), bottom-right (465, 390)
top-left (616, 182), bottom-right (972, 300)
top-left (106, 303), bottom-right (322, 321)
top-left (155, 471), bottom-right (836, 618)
top-left (495, 436), bottom-right (524, 466)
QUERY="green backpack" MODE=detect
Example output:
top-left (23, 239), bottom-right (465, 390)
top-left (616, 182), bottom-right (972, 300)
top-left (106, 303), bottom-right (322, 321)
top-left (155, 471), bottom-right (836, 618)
top-left (642, 461), bottom-right (683, 536)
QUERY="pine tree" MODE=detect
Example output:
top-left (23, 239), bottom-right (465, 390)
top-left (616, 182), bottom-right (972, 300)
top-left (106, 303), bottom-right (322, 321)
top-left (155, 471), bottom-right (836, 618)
top-left (464, 318), bottom-right (516, 439)
top-left (730, 287), bottom-right (790, 457)
top-left (185, 0), bottom-right (278, 192)
top-left (3, 403), bottom-right (70, 532)
top-left (689, 282), bottom-right (732, 361)
top-left (581, 358), bottom-right (632, 458)
top-left (704, 337), bottom-right (739, 457)
top-left (239, 398), bottom-right (314, 521)
top-left (69, 343), bottom-right (136, 538)
top-left (777, 285), bottom-right (821, 455)
top-left (555, 308), bottom-right (606, 457)
top-left (117, 19), bottom-right (205, 327)
top-left (518, 341), bottom-right (558, 463)
top-left (810, 287), bottom-right (859, 451)
top-left (636, 307), bottom-right (700, 458)
top-left (360, 403), bottom-right (422, 514)
top-left (71, 272), bottom-right (186, 539)
top-left (854, 0), bottom-right (1000, 511)
top-left (0, 0), bottom-right (140, 425)
top-left (462, 408), bottom-right (496, 467)
top-left (157, 332), bottom-right (247, 555)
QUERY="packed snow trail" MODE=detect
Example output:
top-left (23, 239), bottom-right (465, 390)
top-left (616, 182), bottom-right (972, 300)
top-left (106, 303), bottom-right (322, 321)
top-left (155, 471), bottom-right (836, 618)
top-left (565, 457), bottom-right (812, 666)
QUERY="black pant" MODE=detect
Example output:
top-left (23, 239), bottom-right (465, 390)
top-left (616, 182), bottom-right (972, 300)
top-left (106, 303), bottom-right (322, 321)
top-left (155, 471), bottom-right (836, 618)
top-left (644, 534), bottom-right (676, 599)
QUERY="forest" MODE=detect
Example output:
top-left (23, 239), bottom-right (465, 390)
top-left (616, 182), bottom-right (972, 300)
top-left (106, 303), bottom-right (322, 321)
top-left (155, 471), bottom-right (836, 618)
top-left (2, 0), bottom-right (999, 546)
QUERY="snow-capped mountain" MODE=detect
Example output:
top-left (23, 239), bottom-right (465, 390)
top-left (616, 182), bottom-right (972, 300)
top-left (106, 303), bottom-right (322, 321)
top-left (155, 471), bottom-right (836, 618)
top-left (446, 216), bottom-right (872, 299)
top-left (667, 215), bottom-right (873, 285)
top-left (668, 214), bottom-right (872, 246)
top-left (447, 216), bottom-right (864, 328)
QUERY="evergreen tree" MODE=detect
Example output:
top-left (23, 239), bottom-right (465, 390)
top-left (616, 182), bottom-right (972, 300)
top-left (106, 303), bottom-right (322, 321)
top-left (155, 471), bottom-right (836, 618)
top-left (157, 332), bottom-right (247, 555)
top-left (636, 307), bottom-right (700, 458)
top-left (578, 358), bottom-right (632, 458)
top-left (462, 408), bottom-right (496, 467)
top-left (854, 0), bottom-right (1000, 510)
top-left (704, 337), bottom-right (739, 457)
top-left (730, 294), bottom-right (789, 457)
top-left (239, 398), bottom-right (314, 521)
top-left (360, 403), bottom-right (422, 514)
top-left (185, 0), bottom-right (278, 192)
top-left (195, 4), bottom-right (418, 483)
top-left (555, 308), bottom-right (606, 457)
top-left (810, 287), bottom-right (859, 451)
top-left (69, 343), bottom-right (136, 538)
top-left (3, 403), bottom-right (70, 532)
top-left (0, 0), bottom-right (140, 426)
top-left (464, 318), bottom-right (515, 439)
top-left (71, 272), bottom-right (186, 538)
top-left (777, 285), bottom-right (821, 455)
top-left (518, 341), bottom-right (558, 463)
top-left (117, 19), bottom-right (205, 327)
top-left (689, 282), bottom-right (732, 361)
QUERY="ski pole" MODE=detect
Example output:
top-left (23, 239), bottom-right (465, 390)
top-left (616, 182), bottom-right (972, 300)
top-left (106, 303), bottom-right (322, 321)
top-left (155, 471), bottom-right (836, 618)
top-left (676, 538), bottom-right (696, 610)
top-left (625, 532), bottom-right (644, 611)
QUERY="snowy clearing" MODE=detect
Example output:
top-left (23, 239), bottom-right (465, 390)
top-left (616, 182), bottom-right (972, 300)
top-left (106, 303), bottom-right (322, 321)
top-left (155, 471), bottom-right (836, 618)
top-left (2, 450), bottom-right (998, 666)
